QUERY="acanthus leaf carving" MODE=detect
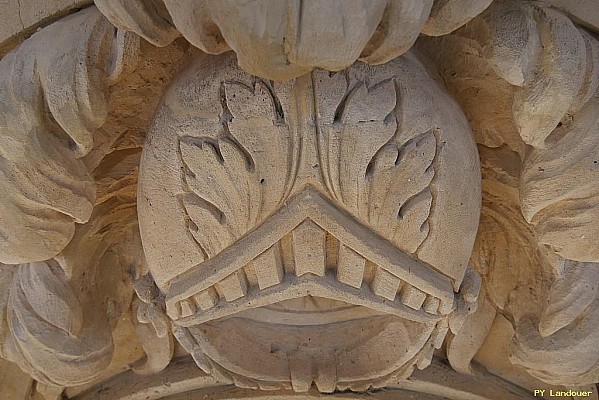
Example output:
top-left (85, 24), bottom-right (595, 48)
top-left (10, 0), bottom-right (599, 397)
top-left (315, 71), bottom-right (436, 255)
top-left (510, 300), bottom-right (599, 386)
top-left (316, 74), bottom-right (398, 213)
top-left (538, 260), bottom-right (599, 338)
top-left (15, 262), bottom-right (83, 336)
top-left (0, 6), bottom-right (139, 264)
top-left (520, 95), bottom-right (599, 262)
top-left (367, 131), bottom-right (435, 254)
top-left (137, 48), bottom-right (483, 392)
top-left (3, 262), bottom-right (113, 387)
top-left (419, 0), bottom-right (599, 388)
top-left (180, 79), bottom-right (295, 258)
top-left (511, 4), bottom-right (588, 149)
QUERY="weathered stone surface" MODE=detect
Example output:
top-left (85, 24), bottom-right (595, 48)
top-left (0, 0), bottom-right (91, 56)
top-left (94, 0), bottom-right (493, 80)
top-left (0, 1), bottom-right (598, 399)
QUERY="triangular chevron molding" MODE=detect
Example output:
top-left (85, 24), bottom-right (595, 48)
top-left (167, 187), bottom-right (455, 326)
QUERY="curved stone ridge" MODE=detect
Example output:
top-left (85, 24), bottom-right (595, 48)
top-left (94, 0), bottom-right (495, 80)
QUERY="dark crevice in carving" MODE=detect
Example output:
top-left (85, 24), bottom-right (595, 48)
top-left (180, 136), bottom-right (224, 165)
top-left (333, 81), bottom-right (360, 125)
top-left (260, 79), bottom-right (286, 125)
top-left (180, 192), bottom-right (227, 229)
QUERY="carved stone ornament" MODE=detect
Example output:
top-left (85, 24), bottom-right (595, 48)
top-left (0, 1), bottom-right (598, 399)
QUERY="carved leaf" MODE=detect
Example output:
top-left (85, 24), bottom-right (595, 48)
top-left (520, 96), bottom-right (599, 262)
top-left (314, 73), bottom-right (397, 209)
top-left (16, 262), bottom-right (83, 336)
top-left (511, 5), bottom-right (587, 148)
top-left (539, 260), bottom-right (599, 337)
top-left (0, 7), bottom-right (137, 264)
top-left (332, 79), bottom-right (398, 215)
top-left (224, 81), bottom-right (292, 217)
top-left (180, 137), bottom-right (251, 240)
top-left (368, 131), bottom-right (436, 253)
top-left (315, 69), bottom-right (436, 255)
top-left (511, 305), bottom-right (599, 386)
top-left (481, 0), bottom-right (541, 86)
top-left (471, 145), bottom-right (553, 316)
top-left (6, 262), bottom-right (113, 386)
top-left (180, 80), bottom-right (293, 257)
top-left (574, 29), bottom-right (599, 114)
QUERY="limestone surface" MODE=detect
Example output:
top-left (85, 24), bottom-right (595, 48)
top-left (0, 1), bottom-right (598, 399)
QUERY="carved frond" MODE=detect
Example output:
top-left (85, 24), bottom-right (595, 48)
top-left (314, 68), bottom-right (437, 256)
top-left (0, 7), bottom-right (138, 264)
top-left (224, 80), bottom-right (292, 216)
top-left (367, 131), bottom-right (436, 253)
top-left (180, 192), bottom-right (235, 259)
top-left (180, 137), bottom-right (251, 239)
top-left (511, 5), bottom-right (587, 148)
top-left (520, 96), bottom-right (599, 262)
top-left (14, 262), bottom-right (83, 336)
top-left (180, 80), bottom-right (293, 258)
top-left (5, 262), bottom-right (113, 386)
top-left (316, 75), bottom-right (397, 210)
top-left (511, 305), bottom-right (599, 386)
top-left (539, 260), bottom-right (599, 337)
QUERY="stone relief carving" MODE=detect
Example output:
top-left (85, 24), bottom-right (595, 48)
top-left (417, 0), bottom-right (599, 388)
top-left (0, 0), bottom-right (597, 399)
top-left (94, 0), bottom-right (493, 80)
top-left (137, 51), bottom-right (481, 391)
